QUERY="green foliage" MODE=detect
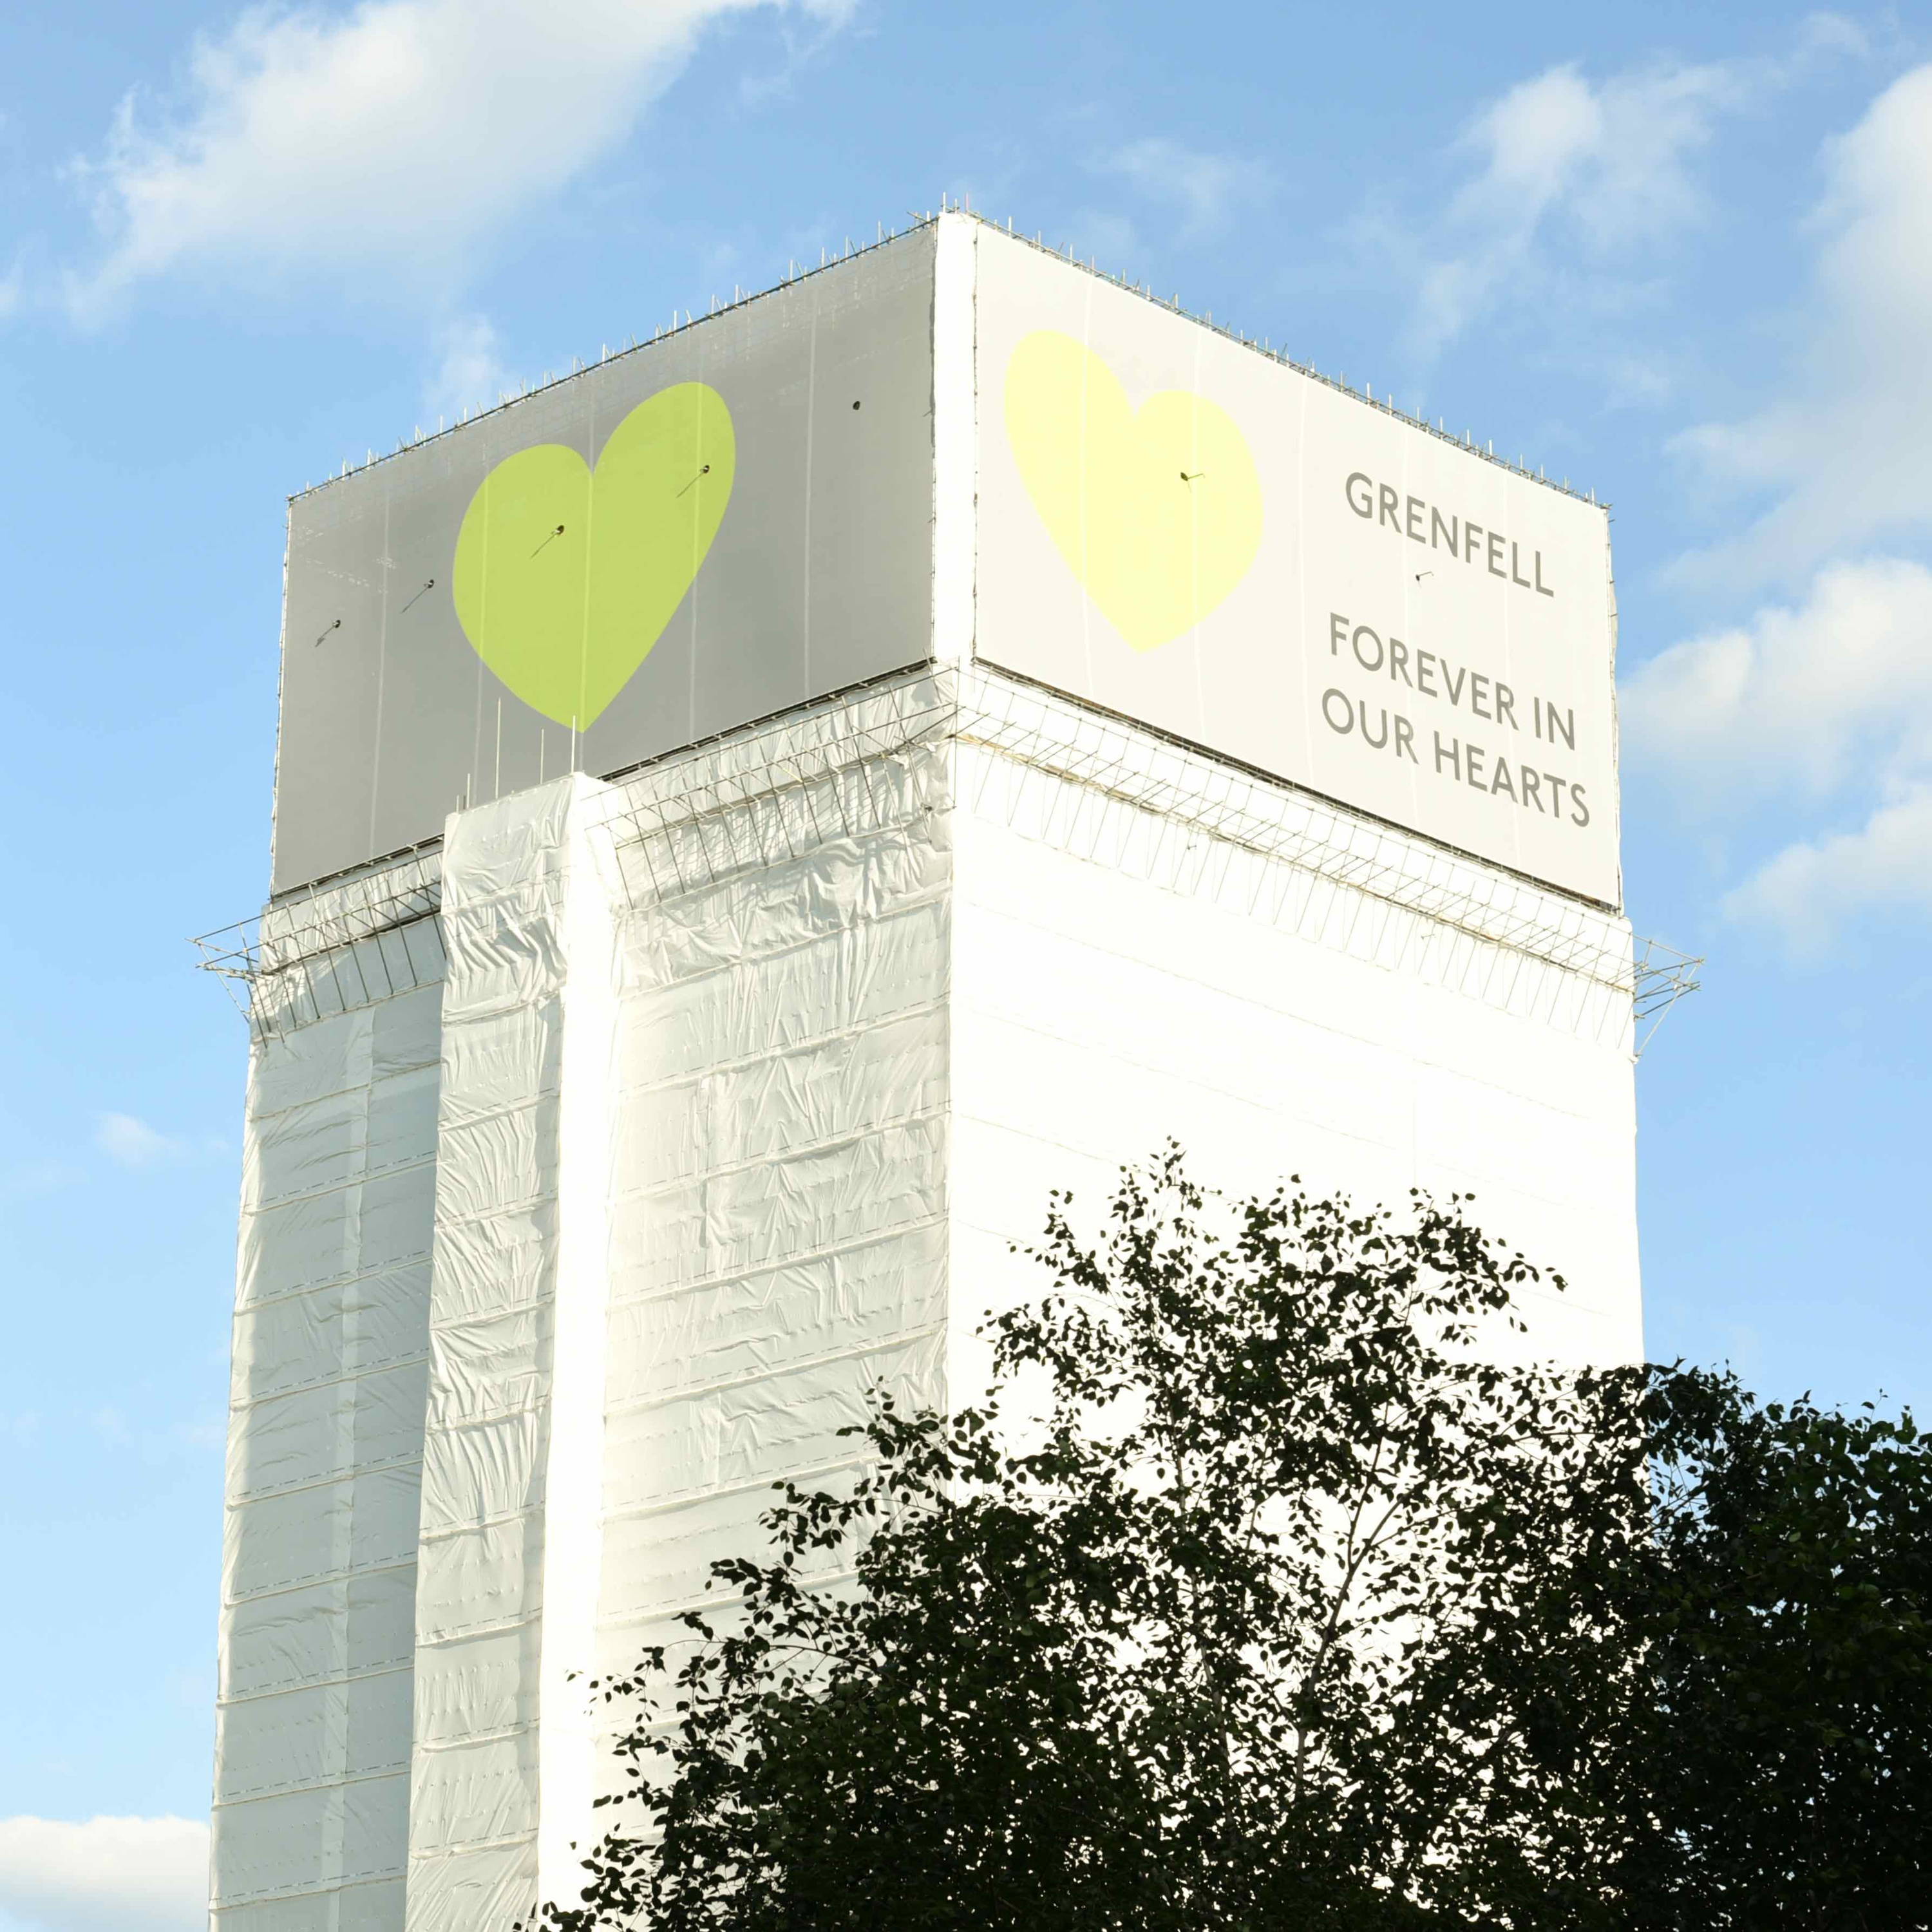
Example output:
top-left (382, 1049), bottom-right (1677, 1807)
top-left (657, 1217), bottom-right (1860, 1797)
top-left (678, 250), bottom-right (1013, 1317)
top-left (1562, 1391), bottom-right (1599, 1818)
top-left (532, 1153), bottom-right (1930, 1930)
top-left (1627, 1378), bottom-right (1932, 1927)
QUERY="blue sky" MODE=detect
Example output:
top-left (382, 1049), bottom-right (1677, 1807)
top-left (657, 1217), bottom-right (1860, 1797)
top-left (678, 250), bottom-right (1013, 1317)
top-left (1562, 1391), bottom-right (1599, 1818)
top-left (3, 1), bottom-right (1930, 1924)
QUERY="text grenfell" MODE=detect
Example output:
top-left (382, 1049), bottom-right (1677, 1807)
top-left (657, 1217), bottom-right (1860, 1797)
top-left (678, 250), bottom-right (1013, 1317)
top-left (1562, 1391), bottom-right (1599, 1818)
top-left (1343, 471), bottom-right (1556, 598)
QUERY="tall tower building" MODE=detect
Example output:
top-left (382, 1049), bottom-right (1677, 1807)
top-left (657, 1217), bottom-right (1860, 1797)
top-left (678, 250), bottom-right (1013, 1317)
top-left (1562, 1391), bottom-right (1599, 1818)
top-left (205, 211), bottom-right (1646, 1932)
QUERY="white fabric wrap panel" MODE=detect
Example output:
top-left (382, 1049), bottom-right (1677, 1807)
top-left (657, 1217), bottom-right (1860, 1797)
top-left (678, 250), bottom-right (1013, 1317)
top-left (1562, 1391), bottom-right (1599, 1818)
top-left (404, 751), bottom-right (953, 1926)
top-left (213, 971), bottom-right (444, 1931)
top-left (591, 739), bottom-right (953, 1748)
top-left (211, 666), bottom-right (1638, 1929)
top-left (213, 741), bottom-right (956, 1932)
top-left (404, 775), bottom-right (621, 1929)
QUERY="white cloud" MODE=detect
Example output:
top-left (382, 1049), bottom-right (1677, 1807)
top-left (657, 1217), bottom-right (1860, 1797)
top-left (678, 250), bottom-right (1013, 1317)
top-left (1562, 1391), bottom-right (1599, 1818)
top-left (1621, 557), bottom-right (1932, 801)
top-left (94, 1113), bottom-right (184, 1168)
top-left (1412, 22), bottom-right (1860, 361)
top-left (1674, 62), bottom-right (1932, 583)
top-left (175, 1414), bottom-right (229, 1452)
top-left (1097, 137), bottom-right (1269, 242)
top-left (68, 0), bottom-right (853, 316)
top-left (90, 1406), bottom-right (132, 1447)
top-left (1414, 61), bottom-right (1738, 357)
top-left (1622, 557), bottom-right (1932, 948)
top-left (1722, 786), bottom-right (1932, 950)
top-left (1620, 63), bottom-right (1932, 943)
top-left (424, 311), bottom-right (513, 422)
top-left (0, 1158), bottom-right (76, 1200)
top-left (0, 1816), bottom-right (206, 1932)
top-left (1059, 209), bottom-right (1141, 273)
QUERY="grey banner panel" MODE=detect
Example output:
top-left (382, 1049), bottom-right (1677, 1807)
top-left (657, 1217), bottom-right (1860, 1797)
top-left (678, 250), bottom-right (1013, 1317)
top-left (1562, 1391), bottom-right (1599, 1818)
top-left (272, 227), bottom-right (936, 895)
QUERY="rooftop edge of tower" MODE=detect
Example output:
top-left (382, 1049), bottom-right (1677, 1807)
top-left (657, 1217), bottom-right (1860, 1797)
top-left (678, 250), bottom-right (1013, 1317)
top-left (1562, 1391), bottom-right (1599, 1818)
top-left (289, 204), bottom-right (1605, 515)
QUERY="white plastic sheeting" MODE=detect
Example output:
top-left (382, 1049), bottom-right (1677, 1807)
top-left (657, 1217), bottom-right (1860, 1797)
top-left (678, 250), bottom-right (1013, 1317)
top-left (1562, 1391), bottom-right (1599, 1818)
top-left (406, 776), bottom-right (620, 1932)
top-left (591, 735), bottom-right (952, 1732)
top-left (945, 744), bottom-right (1642, 1405)
top-left (214, 978), bottom-right (444, 1932)
top-left (213, 663), bottom-right (1641, 1929)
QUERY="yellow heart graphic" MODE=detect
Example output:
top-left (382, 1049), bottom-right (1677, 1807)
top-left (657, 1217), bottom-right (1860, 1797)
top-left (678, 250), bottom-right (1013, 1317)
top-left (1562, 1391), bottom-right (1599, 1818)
top-left (452, 383), bottom-right (734, 728)
top-left (1004, 331), bottom-right (1262, 652)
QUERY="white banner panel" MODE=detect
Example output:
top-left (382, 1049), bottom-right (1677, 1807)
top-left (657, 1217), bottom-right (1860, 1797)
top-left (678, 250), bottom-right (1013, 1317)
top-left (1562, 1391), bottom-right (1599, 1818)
top-left (972, 227), bottom-right (1620, 905)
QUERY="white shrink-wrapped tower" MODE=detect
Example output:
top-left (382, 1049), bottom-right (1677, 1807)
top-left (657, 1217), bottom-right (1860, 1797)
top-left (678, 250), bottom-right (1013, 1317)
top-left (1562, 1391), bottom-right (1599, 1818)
top-left (206, 211), bottom-right (1647, 1932)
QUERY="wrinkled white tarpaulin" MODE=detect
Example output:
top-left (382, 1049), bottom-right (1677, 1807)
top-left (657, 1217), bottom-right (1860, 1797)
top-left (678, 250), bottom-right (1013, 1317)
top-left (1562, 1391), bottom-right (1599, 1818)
top-left (209, 662), bottom-right (1662, 1930)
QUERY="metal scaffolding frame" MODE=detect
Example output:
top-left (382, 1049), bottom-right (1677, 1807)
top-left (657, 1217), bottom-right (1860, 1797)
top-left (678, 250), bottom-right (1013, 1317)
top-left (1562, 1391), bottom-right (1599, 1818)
top-left (597, 664), bottom-right (1701, 1050)
top-left (196, 664), bottom-right (1700, 1052)
top-left (193, 851), bottom-right (446, 1039)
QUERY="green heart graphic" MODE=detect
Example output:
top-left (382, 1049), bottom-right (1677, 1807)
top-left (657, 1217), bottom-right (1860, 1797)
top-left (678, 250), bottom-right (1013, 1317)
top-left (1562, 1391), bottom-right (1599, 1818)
top-left (1005, 331), bottom-right (1262, 651)
top-left (452, 383), bottom-right (734, 728)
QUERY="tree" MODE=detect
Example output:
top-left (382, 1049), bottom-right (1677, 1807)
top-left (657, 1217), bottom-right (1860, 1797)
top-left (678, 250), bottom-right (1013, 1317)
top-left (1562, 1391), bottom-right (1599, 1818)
top-left (1625, 1374), bottom-right (1932, 1928)
top-left (533, 1153), bottom-right (1931, 1930)
top-left (539, 1153), bottom-right (1661, 1930)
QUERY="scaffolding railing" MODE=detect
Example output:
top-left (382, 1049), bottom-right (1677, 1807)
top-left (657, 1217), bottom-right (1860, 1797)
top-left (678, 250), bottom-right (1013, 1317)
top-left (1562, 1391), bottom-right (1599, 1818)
top-left (197, 663), bottom-right (1701, 1052)
top-left (602, 669), bottom-right (958, 909)
top-left (951, 670), bottom-right (1703, 1052)
top-left (193, 851), bottom-right (446, 1039)
top-left (1633, 936), bottom-right (1703, 1056)
top-left (598, 663), bottom-right (1696, 1011)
